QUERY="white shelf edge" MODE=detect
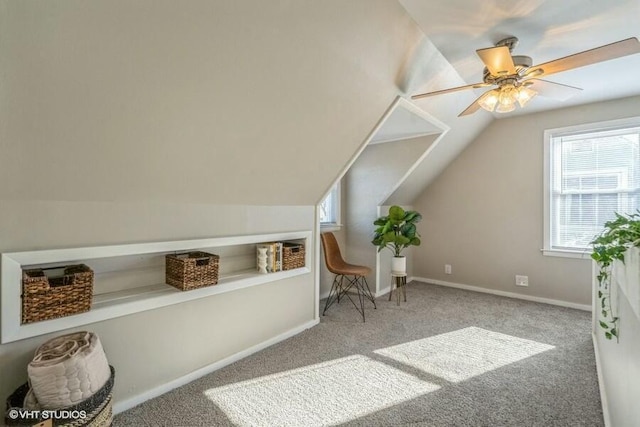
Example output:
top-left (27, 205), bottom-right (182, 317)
top-left (1, 231), bottom-right (312, 344)
top-left (5, 268), bottom-right (310, 344)
top-left (6, 230), bottom-right (309, 265)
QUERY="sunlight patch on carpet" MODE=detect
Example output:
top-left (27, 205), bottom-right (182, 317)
top-left (374, 326), bottom-right (555, 383)
top-left (204, 354), bottom-right (439, 426)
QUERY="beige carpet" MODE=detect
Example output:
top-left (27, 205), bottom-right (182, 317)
top-left (114, 282), bottom-right (603, 426)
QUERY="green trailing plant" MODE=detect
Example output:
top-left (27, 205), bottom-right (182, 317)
top-left (372, 205), bottom-right (422, 257)
top-left (591, 211), bottom-right (640, 341)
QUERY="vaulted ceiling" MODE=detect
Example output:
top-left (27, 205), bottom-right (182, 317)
top-left (386, 0), bottom-right (639, 204)
top-left (400, 0), bottom-right (640, 117)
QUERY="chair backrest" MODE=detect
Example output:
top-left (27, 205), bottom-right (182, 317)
top-left (320, 232), bottom-right (346, 274)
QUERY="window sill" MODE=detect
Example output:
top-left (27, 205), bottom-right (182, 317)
top-left (320, 223), bottom-right (343, 232)
top-left (541, 248), bottom-right (592, 259)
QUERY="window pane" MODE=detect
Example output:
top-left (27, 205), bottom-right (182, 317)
top-left (550, 125), bottom-right (640, 250)
top-left (319, 196), bottom-right (332, 223)
top-left (320, 184), bottom-right (339, 224)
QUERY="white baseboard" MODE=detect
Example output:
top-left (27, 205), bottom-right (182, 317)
top-left (376, 286), bottom-right (390, 298)
top-left (113, 318), bottom-right (320, 414)
top-left (591, 333), bottom-right (611, 427)
top-left (412, 277), bottom-right (592, 312)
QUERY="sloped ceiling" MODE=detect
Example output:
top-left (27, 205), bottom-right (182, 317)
top-left (6, 1), bottom-right (633, 208)
top-left (383, 37), bottom-right (492, 205)
top-left (0, 0), bottom-right (423, 206)
top-left (385, 0), bottom-right (640, 204)
top-left (400, 0), bottom-right (640, 117)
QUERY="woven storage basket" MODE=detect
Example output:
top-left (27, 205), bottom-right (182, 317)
top-left (166, 251), bottom-right (219, 291)
top-left (282, 242), bottom-right (305, 270)
top-left (22, 265), bottom-right (94, 324)
top-left (5, 365), bottom-right (115, 427)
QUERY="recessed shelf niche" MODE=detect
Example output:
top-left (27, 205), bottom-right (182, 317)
top-left (1, 230), bottom-right (311, 344)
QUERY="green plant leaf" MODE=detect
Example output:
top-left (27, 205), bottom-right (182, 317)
top-left (611, 328), bottom-right (618, 337)
top-left (404, 211), bottom-right (422, 223)
top-left (371, 205), bottom-right (423, 255)
top-left (396, 235), bottom-right (410, 245)
top-left (389, 206), bottom-right (405, 221)
top-left (599, 321), bottom-right (609, 329)
top-left (381, 222), bottom-right (391, 234)
top-left (598, 291), bottom-right (602, 298)
top-left (602, 310), bottom-right (607, 317)
top-left (605, 332), bottom-right (612, 340)
top-left (383, 230), bottom-right (396, 241)
top-left (401, 223), bottom-right (416, 238)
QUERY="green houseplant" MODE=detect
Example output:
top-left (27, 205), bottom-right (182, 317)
top-left (372, 205), bottom-right (422, 273)
top-left (591, 211), bottom-right (640, 341)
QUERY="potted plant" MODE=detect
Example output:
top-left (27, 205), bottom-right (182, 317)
top-left (372, 205), bottom-right (422, 274)
top-left (591, 211), bottom-right (640, 341)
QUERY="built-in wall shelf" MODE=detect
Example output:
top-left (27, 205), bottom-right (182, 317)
top-left (1, 231), bottom-right (311, 343)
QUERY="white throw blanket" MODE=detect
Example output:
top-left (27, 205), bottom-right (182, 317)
top-left (25, 331), bottom-right (110, 409)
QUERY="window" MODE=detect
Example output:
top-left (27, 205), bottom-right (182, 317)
top-left (320, 183), bottom-right (341, 228)
top-left (544, 118), bottom-right (640, 256)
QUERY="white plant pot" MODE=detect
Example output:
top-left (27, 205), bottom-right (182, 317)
top-left (391, 256), bottom-right (406, 274)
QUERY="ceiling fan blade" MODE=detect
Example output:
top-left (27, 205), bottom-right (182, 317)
top-left (476, 45), bottom-right (517, 76)
top-left (525, 79), bottom-right (582, 101)
top-left (525, 37), bottom-right (640, 78)
top-left (458, 94), bottom-right (484, 117)
top-left (411, 82), bottom-right (491, 100)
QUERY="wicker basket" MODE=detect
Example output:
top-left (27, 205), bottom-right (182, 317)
top-left (282, 242), bottom-right (305, 270)
top-left (165, 251), bottom-right (219, 291)
top-left (22, 265), bottom-right (94, 324)
top-left (5, 365), bottom-right (115, 427)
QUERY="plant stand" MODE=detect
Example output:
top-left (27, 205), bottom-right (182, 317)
top-left (389, 272), bottom-right (407, 305)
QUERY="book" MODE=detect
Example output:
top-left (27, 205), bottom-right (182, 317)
top-left (275, 242), bottom-right (283, 272)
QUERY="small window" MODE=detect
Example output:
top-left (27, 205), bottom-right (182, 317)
top-left (544, 118), bottom-right (640, 255)
top-left (320, 183), bottom-right (341, 228)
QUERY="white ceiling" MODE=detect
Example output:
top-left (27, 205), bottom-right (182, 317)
top-left (399, 0), bottom-right (640, 118)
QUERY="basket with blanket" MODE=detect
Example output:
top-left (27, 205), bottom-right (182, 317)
top-left (5, 331), bottom-right (114, 427)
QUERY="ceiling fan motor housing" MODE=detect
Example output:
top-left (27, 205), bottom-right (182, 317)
top-left (483, 55), bottom-right (532, 84)
top-left (496, 36), bottom-right (519, 51)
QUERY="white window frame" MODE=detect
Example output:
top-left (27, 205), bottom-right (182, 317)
top-left (543, 116), bottom-right (640, 258)
top-left (319, 182), bottom-right (341, 231)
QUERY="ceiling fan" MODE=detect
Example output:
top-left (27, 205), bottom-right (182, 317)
top-left (411, 36), bottom-right (640, 116)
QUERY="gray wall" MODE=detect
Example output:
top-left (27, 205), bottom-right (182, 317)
top-left (346, 135), bottom-right (436, 294)
top-left (0, 203), bottom-right (315, 411)
top-left (0, 0), bottom-right (420, 206)
top-left (0, 0), bottom-right (426, 414)
top-left (413, 95), bottom-right (640, 306)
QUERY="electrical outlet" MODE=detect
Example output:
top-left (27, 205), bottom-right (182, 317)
top-left (515, 275), bottom-right (529, 287)
top-left (445, 264), bottom-right (452, 275)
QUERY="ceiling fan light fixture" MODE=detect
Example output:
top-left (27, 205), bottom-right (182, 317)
top-left (495, 101), bottom-right (516, 113)
top-left (498, 85), bottom-right (517, 107)
top-left (478, 89), bottom-right (500, 112)
top-left (516, 85), bottom-right (537, 108)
